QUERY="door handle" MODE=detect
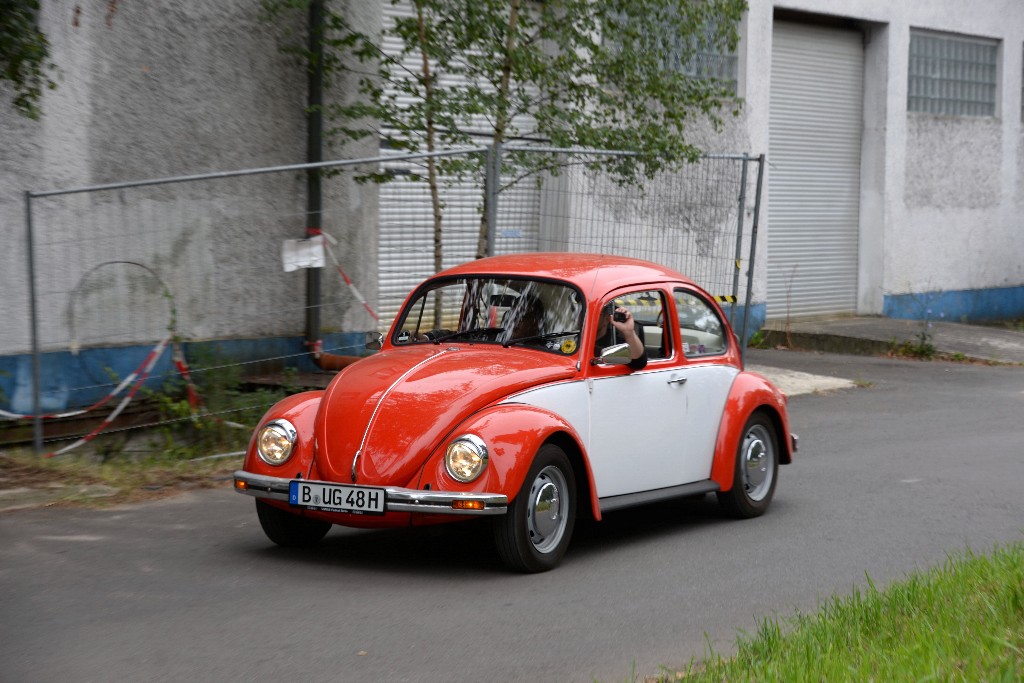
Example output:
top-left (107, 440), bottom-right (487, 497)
top-left (667, 376), bottom-right (687, 385)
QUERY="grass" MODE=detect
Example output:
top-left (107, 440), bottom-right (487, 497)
top-left (658, 543), bottom-right (1024, 682)
top-left (0, 447), bottom-right (243, 506)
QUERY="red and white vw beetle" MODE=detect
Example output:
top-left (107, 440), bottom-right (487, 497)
top-left (235, 253), bottom-right (796, 572)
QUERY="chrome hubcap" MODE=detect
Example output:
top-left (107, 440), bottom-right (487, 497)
top-left (527, 465), bottom-right (568, 553)
top-left (742, 424), bottom-right (774, 502)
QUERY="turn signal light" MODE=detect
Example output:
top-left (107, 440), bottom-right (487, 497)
top-left (235, 480), bottom-right (248, 491)
top-left (452, 500), bottom-right (485, 511)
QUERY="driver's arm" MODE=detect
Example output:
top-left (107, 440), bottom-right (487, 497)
top-left (612, 308), bottom-right (647, 369)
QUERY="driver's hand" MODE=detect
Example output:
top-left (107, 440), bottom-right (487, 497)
top-left (611, 307), bottom-right (633, 334)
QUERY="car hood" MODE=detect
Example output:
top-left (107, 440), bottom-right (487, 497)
top-left (313, 345), bottom-right (577, 485)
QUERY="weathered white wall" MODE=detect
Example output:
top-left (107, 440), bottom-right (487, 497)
top-left (0, 0), bottom-right (381, 356)
top-left (891, 2), bottom-right (1024, 304)
top-left (744, 0), bottom-right (1024, 316)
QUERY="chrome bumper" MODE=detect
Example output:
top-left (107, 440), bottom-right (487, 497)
top-left (233, 471), bottom-right (508, 516)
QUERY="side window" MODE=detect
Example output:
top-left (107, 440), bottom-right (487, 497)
top-left (674, 290), bottom-right (726, 357)
top-left (606, 290), bottom-right (671, 360)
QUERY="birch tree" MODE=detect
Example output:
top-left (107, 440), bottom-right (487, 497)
top-left (290, 0), bottom-right (746, 265)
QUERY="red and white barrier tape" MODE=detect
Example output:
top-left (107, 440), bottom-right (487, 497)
top-left (0, 336), bottom-right (171, 421)
top-left (172, 340), bottom-right (201, 413)
top-left (46, 337), bottom-right (171, 457)
top-left (314, 230), bottom-right (380, 323)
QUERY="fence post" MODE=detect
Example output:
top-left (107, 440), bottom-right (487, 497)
top-left (730, 156), bottom-right (750, 329)
top-left (740, 155), bottom-right (766, 366)
top-left (484, 142), bottom-right (502, 257)
top-left (25, 191), bottom-right (43, 455)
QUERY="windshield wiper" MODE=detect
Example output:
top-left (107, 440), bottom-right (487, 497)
top-left (426, 327), bottom-right (505, 344)
top-left (503, 330), bottom-right (580, 348)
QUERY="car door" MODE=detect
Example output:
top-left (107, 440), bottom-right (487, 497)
top-left (586, 288), bottom-right (690, 498)
top-left (586, 287), bottom-right (737, 498)
top-left (670, 288), bottom-right (738, 480)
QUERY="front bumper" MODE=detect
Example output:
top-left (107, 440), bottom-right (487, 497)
top-left (233, 471), bottom-right (508, 516)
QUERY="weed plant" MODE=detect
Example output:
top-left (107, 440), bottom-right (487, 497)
top-left (746, 330), bottom-right (769, 349)
top-left (889, 334), bottom-right (936, 360)
top-left (144, 359), bottom-right (290, 460)
top-left (55, 352), bottom-right (295, 464)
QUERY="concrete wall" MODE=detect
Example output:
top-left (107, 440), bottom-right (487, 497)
top-left (1, 0), bottom-right (381, 359)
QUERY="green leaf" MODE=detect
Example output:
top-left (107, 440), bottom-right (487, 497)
top-left (1, 0), bottom-right (56, 119)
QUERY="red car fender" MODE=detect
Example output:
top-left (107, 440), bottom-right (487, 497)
top-left (242, 391), bottom-right (324, 479)
top-left (710, 372), bottom-right (794, 492)
top-left (417, 403), bottom-right (602, 521)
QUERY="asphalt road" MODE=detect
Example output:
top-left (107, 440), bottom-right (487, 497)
top-left (2, 350), bottom-right (1022, 683)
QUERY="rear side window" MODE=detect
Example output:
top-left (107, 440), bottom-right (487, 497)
top-left (673, 290), bottom-right (726, 357)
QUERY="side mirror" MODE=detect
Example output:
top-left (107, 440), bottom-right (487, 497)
top-left (591, 342), bottom-right (632, 366)
top-left (365, 331), bottom-right (384, 351)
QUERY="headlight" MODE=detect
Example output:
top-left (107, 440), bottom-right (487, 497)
top-left (256, 419), bottom-right (297, 465)
top-left (445, 434), bottom-right (488, 483)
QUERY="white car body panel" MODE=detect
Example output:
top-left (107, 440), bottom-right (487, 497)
top-left (503, 363), bottom-right (738, 498)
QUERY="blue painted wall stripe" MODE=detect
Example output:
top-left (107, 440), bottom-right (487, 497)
top-left (882, 285), bottom-right (1024, 322)
top-left (0, 332), bottom-right (365, 416)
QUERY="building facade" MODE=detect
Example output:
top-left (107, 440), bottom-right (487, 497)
top-left (744, 1), bottom-right (1024, 321)
top-left (2, 0), bottom-right (1023, 413)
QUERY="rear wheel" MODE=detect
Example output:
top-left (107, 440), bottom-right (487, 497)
top-left (255, 499), bottom-right (332, 547)
top-left (717, 413), bottom-right (778, 519)
top-left (494, 444), bottom-right (576, 573)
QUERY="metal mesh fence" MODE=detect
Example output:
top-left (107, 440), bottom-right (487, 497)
top-left (29, 176), bottom-right (302, 352)
top-left (377, 148), bottom-right (497, 325)
top-left (12, 159), bottom-right (388, 456)
top-left (498, 148), bottom-right (759, 305)
top-left (9, 147), bottom-right (761, 457)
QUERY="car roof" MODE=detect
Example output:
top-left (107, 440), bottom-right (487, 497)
top-left (434, 253), bottom-right (699, 297)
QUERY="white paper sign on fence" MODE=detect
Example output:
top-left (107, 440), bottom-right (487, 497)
top-left (281, 237), bottom-right (325, 272)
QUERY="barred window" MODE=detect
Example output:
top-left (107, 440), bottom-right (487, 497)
top-left (908, 30), bottom-right (999, 117)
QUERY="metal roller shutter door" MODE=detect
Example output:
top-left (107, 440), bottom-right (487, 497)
top-left (767, 21), bottom-right (863, 319)
top-left (376, 2), bottom-right (541, 328)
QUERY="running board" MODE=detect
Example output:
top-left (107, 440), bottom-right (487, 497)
top-left (599, 480), bottom-right (720, 514)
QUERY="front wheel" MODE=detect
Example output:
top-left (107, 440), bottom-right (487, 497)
top-left (494, 444), bottom-right (576, 573)
top-left (717, 413), bottom-right (779, 519)
top-left (255, 499), bottom-right (332, 547)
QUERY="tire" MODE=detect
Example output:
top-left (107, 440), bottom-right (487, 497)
top-left (255, 499), bottom-right (332, 547)
top-left (717, 412), bottom-right (779, 519)
top-left (494, 444), bottom-right (576, 573)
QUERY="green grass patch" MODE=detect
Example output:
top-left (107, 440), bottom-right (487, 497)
top-left (666, 543), bottom-right (1024, 682)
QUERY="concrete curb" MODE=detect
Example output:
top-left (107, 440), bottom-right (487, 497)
top-left (761, 317), bottom-right (1024, 364)
top-left (748, 365), bottom-right (856, 397)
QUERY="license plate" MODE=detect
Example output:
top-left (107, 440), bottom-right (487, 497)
top-left (289, 481), bottom-right (387, 515)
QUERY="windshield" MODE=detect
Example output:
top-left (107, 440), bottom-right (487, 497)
top-left (392, 276), bottom-right (584, 354)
